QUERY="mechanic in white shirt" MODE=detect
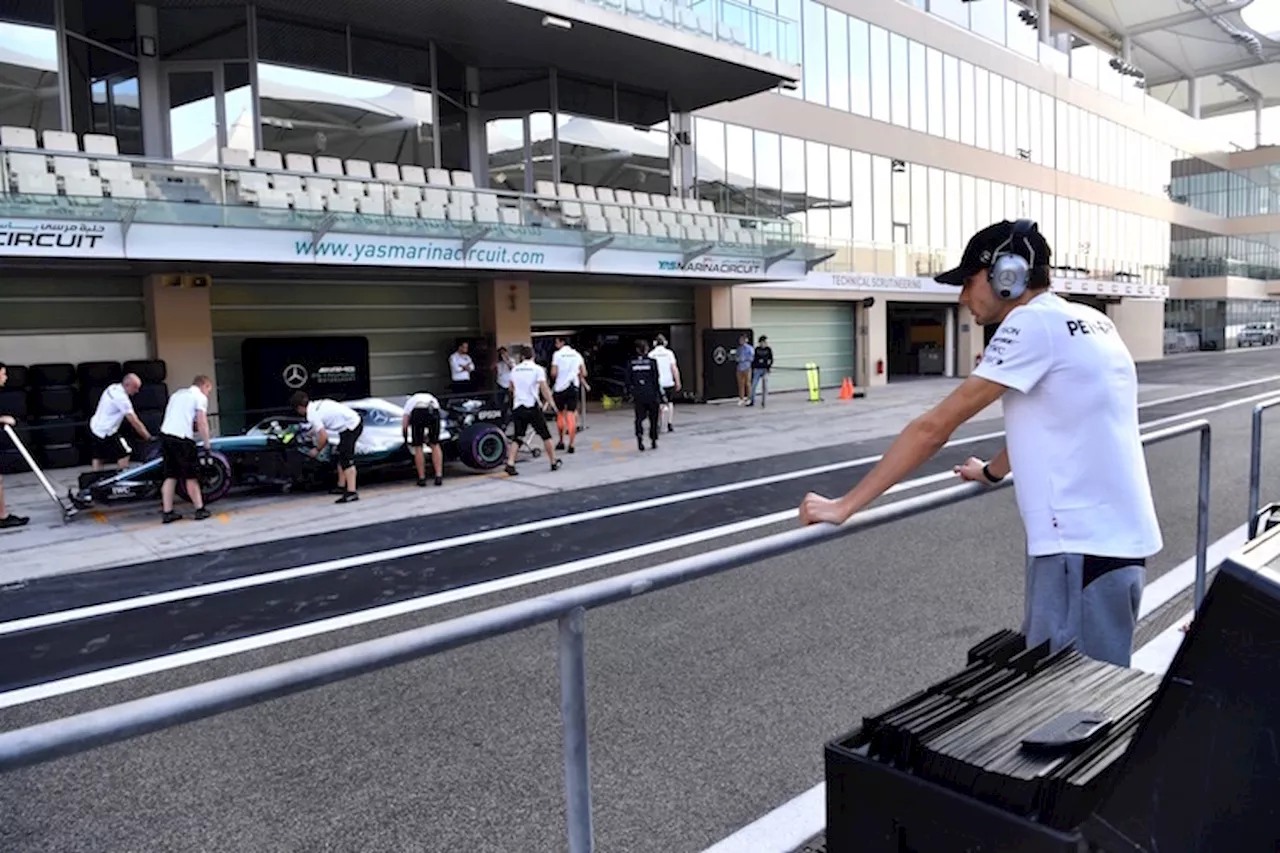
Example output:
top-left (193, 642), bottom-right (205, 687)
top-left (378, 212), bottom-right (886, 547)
top-left (449, 342), bottom-right (475, 395)
top-left (550, 336), bottom-right (589, 454)
top-left (798, 220), bottom-right (1162, 668)
top-left (158, 375), bottom-right (213, 524)
top-left (504, 344), bottom-right (562, 476)
top-left (402, 391), bottom-right (443, 487)
top-left (649, 334), bottom-right (681, 433)
top-left (291, 391), bottom-right (363, 503)
top-left (88, 373), bottom-right (152, 470)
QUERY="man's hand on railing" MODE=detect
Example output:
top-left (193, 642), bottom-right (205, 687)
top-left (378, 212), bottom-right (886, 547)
top-left (954, 457), bottom-right (992, 484)
top-left (798, 492), bottom-right (853, 527)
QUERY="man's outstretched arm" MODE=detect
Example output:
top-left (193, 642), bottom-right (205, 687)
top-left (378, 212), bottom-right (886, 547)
top-left (799, 376), bottom-right (1009, 526)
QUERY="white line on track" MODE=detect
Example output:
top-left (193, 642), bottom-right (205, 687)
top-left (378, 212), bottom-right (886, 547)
top-left (0, 380), bottom-right (1271, 710)
top-left (3, 375), bottom-right (1279, 638)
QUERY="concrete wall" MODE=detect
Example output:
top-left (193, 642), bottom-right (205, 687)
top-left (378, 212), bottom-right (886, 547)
top-left (144, 274), bottom-right (219, 417)
top-left (1106, 299), bottom-right (1166, 363)
top-left (1167, 276), bottom-right (1271, 301)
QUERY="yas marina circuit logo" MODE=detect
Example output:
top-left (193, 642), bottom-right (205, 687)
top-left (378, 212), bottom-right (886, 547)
top-left (0, 220), bottom-right (110, 251)
top-left (658, 257), bottom-right (763, 275)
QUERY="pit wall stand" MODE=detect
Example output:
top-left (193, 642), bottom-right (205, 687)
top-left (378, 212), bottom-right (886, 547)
top-left (3, 424), bottom-right (78, 522)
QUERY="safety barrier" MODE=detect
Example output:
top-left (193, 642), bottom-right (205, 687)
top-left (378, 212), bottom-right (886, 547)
top-left (1248, 397), bottom-right (1280, 538)
top-left (0, 419), bottom-right (1213, 853)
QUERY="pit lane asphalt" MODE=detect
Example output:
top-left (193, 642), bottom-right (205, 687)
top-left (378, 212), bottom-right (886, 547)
top-left (0, 348), bottom-right (1278, 853)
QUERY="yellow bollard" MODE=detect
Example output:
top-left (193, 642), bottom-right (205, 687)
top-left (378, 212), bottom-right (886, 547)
top-left (805, 362), bottom-right (821, 402)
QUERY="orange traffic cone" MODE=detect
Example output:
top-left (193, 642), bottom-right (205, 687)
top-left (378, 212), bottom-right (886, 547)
top-left (839, 377), bottom-right (854, 400)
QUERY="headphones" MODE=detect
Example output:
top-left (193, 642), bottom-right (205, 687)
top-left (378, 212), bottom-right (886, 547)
top-left (989, 219), bottom-right (1038, 301)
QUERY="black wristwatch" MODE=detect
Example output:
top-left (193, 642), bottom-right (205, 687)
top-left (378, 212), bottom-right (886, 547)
top-left (982, 463), bottom-right (1004, 484)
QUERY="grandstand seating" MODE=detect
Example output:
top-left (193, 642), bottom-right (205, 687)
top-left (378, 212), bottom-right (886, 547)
top-left (0, 126), bottom-right (787, 248)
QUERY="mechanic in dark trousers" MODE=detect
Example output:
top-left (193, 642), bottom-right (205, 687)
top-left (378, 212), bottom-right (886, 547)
top-left (88, 372), bottom-right (151, 470)
top-left (159, 375), bottom-right (214, 524)
top-left (291, 392), bottom-right (363, 504)
top-left (0, 363), bottom-right (29, 529)
top-left (798, 220), bottom-right (1161, 668)
top-left (749, 335), bottom-right (773, 406)
top-left (402, 391), bottom-right (443, 487)
top-left (627, 339), bottom-right (662, 452)
top-left (504, 344), bottom-right (561, 476)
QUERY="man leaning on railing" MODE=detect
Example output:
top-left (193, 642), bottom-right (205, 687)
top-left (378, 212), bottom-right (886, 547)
top-left (798, 219), bottom-right (1162, 670)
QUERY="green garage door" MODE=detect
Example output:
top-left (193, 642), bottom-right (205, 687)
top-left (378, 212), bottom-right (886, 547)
top-left (530, 282), bottom-right (695, 326)
top-left (751, 299), bottom-right (856, 393)
top-left (211, 278), bottom-right (479, 431)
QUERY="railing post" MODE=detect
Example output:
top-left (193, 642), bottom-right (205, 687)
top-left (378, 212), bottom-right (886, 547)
top-left (558, 607), bottom-right (594, 853)
top-left (1195, 424), bottom-right (1211, 613)
top-left (1249, 402), bottom-right (1267, 538)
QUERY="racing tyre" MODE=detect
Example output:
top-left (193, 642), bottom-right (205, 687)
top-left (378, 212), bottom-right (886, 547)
top-left (178, 450), bottom-right (232, 505)
top-left (458, 422), bottom-right (508, 471)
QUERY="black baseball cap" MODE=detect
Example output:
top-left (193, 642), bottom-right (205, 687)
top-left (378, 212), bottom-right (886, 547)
top-left (934, 219), bottom-right (1052, 286)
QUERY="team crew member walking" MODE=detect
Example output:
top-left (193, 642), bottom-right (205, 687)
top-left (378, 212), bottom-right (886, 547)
top-left (735, 334), bottom-right (754, 405)
top-left (550, 336), bottom-right (588, 454)
top-left (504, 344), bottom-right (562, 476)
top-left (798, 220), bottom-right (1162, 668)
top-left (88, 373), bottom-right (151, 470)
top-left (403, 391), bottom-right (443, 487)
top-left (649, 334), bottom-right (681, 432)
top-left (0, 363), bottom-right (29, 529)
top-left (291, 392), bottom-right (364, 503)
top-left (627, 340), bottom-right (663, 452)
top-left (159, 375), bottom-right (214, 524)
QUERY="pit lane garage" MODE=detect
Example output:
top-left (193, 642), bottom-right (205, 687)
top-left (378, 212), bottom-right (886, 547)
top-left (68, 396), bottom-right (509, 512)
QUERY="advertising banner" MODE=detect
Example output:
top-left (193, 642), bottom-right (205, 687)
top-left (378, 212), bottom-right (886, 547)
top-left (241, 336), bottom-right (371, 413)
top-left (0, 219), bottom-right (123, 258)
top-left (0, 217), bottom-right (804, 281)
top-left (752, 271), bottom-right (1169, 300)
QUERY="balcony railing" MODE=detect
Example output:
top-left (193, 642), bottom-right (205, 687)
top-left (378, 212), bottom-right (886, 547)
top-left (571, 0), bottom-right (800, 64)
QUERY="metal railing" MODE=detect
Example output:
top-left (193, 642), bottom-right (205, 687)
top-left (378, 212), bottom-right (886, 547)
top-left (0, 419), bottom-right (1212, 852)
top-left (1248, 397), bottom-right (1280, 538)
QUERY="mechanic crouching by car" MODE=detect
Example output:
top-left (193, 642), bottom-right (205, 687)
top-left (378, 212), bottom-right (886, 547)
top-left (159, 375), bottom-right (214, 525)
top-left (291, 392), bottom-right (363, 503)
top-left (402, 391), bottom-right (443, 487)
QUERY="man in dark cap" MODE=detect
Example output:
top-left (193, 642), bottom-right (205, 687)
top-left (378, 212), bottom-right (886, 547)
top-left (797, 219), bottom-right (1161, 668)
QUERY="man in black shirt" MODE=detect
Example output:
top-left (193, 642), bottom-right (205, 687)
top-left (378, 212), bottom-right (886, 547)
top-left (750, 335), bottom-right (774, 406)
top-left (626, 339), bottom-right (662, 452)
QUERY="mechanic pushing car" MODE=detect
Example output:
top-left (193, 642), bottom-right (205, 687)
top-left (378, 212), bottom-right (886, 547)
top-left (402, 391), bottom-right (444, 487)
top-left (88, 372), bottom-right (152, 471)
top-left (159, 375), bottom-right (214, 525)
top-left (504, 344), bottom-right (562, 476)
top-left (0, 363), bottom-right (29, 530)
top-left (290, 392), bottom-right (363, 504)
top-left (626, 339), bottom-right (663, 452)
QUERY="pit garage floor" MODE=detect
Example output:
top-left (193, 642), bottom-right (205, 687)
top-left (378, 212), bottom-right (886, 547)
top-left (0, 379), bottom-right (1001, 584)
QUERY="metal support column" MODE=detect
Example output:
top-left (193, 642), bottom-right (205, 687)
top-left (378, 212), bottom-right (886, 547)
top-left (1188, 78), bottom-right (1201, 120)
top-left (558, 607), bottom-right (594, 853)
top-left (1037, 0), bottom-right (1051, 45)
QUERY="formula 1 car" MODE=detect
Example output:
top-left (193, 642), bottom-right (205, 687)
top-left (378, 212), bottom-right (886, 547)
top-left (68, 396), bottom-right (509, 511)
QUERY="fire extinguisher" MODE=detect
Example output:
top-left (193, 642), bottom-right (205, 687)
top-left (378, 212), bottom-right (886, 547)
top-left (876, 359), bottom-right (885, 375)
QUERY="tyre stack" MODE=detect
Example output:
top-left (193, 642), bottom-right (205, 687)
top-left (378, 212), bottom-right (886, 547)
top-left (121, 360), bottom-right (169, 445)
top-left (0, 365), bottom-right (31, 475)
top-left (28, 363), bottom-right (83, 470)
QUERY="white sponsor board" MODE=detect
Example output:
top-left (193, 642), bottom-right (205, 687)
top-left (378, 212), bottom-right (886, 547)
top-left (0, 216), bottom-right (801, 281)
top-left (746, 271), bottom-right (1170, 300)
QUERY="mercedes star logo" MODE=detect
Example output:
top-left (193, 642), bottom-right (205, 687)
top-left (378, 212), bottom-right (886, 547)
top-left (283, 363), bottom-right (309, 389)
top-left (712, 346), bottom-right (728, 366)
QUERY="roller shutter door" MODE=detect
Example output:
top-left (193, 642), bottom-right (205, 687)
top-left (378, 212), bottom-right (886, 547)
top-left (211, 278), bottom-right (479, 430)
top-left (530, 282), bottom-right (695, 327)
top-left (751, 300), bottom-right (855, 393)
top-left (0, 274), bottom-right (146, 361)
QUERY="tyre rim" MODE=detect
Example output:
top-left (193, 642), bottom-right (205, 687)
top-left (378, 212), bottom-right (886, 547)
top-left (200, 458), bottom-right (227, 492)
top-left (476, 432), bottom-right (505, 464)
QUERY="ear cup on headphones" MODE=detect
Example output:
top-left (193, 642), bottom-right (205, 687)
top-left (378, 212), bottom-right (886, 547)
top-left (990, 253), bottom-right (1028, 301)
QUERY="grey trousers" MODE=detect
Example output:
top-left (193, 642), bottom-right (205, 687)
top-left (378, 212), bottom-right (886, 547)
top-left (1023, 553), bottom-right (1145, 668)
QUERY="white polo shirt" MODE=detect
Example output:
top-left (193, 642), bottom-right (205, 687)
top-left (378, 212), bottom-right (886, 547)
top-left (160, 386), bottom-right (208, 441)
top-left (306, 399), bottom-right (361, 434)
top-left (973, 292), bottom-right (1162, 559)
top-left (509, 361), bottom-right (546, 409)
top-left (449, 351), bottom-right (474, 382)
top-left (649, 345), bottom-right (677, 389)
top-left (89, 383), bottom-right (135, 439)
top-left (551, 345), bottom-right (584, 393)
top-left (404, 393), bottom-right (440, 413)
